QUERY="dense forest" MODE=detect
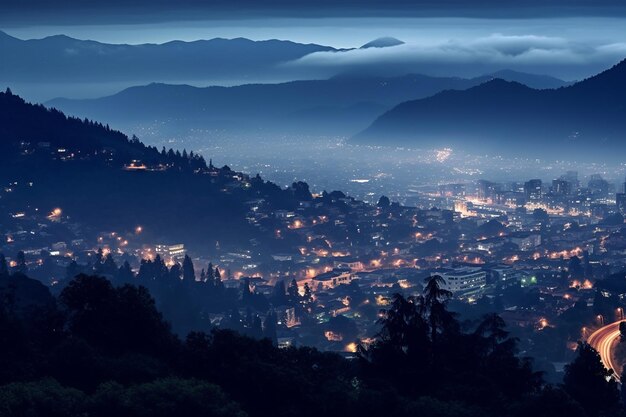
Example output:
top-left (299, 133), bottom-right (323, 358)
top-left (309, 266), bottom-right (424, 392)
top-left (0, 89), bottom-right (311, 250)
top-left (0, 267), bottom-right (624, 417)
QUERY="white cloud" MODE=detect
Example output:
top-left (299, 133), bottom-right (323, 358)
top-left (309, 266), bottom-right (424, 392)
top-left (285, 34), bottom-right (626, 80)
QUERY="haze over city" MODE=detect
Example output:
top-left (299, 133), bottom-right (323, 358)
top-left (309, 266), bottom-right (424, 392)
top-left (2, 1), bottom-right (626, 417)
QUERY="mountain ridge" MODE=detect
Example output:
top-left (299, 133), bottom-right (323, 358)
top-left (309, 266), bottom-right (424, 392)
top-left (46, 70), bottom-right (569, 137)
top-left (353, 59), bottom-right (626, 161)
top-left (0, 89), bottom-right (306, 252)
top-left (0, 30), bottom-right (338, 92)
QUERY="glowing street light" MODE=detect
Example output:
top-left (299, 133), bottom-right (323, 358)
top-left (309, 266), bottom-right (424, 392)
top-left (48, 207), bottom-right (62, 220)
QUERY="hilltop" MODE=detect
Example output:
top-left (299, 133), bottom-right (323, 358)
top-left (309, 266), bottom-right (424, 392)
top-left (354, 59), bottom-right (626, 161)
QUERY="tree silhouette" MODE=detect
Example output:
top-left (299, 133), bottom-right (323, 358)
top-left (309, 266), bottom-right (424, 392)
top-left (263, 311), bottom-right (278, 345)
top-left (563, 342), bottom-right (620, 417)
top-left (377, 195), bottom-right (390, 209)
top-left (182, 255), bottom-right (195, 282)
top-left (423, 275), bottom-right (455, 344)
top-left (116, 261), bottom-right (134, 284)
top-left (0, 254), bottom-right (8, 277)
top-left (15, 251), bottom-right (27, 275)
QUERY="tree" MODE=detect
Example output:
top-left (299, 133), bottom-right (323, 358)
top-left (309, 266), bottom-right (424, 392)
top-left (272, 281), bottom-right (287, 305)
top-left (65, 260), bottom-right (81, 281)
top-left (263, 311), bottom-right (278, 345)
top-left (302, 283), bottom-right (313, 307)
top-left (0, 379), bottom-right (85, 417)
top-left (182, 255), bottom-right (195, 282)
top-left (214, 267), bottom-right (222, 287)
top-left (116, 261), bottom-right (134, 284)
top-left (0, 254), bottom-right (8, 277)
top-left (59, 274), bottom-right (117, 349)
top-left (376, 293), bottom-right (423, 349)
top-left (533, 208), bottom-right (549, 223)
top-left (101, 254), bottom-right (117, 276)
top-left (423, 275), bottom-right (455, 344)
top-left (568, 256), bottom-right (584, 279)
top-left (563, 342), bottom-right (620, 417)
top-left (169, 263), bottom-right (182, 281)
top-left (377, 195), bottom-right (390, 209)
top-left (510, 386), bottom-right (586, 417)
top-left (93, 248), bottom-right (104, 273)
top-left (88, 378), bottom-right (246, 417)
top-left (15, 251), bottom-right (27, 275)
top-left (287, 279), bottom-right (300, 303)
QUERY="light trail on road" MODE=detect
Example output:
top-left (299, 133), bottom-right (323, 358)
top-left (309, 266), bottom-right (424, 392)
top-left (587, 320), bottom-right (625, 381)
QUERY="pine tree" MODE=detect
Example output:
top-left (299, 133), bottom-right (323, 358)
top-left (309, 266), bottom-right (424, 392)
top-left (214, 267), bottom-right (223, 287)
top-left (272, 280), bottom-right (287, 305)
top-left (288, 279), bottom-right (300, 303)
top-left (93, 248), bottom-right (104, 274)
top-left (182, 255), bottom-right (196, 281)
top-left (303, 283), bottom-right (313, 306)
top-left (169, 263), bottom-right (182, 280)
top-left (102, 253), bottom-right (117, 275)
top-left (117, 261), bottom-right (134, 283)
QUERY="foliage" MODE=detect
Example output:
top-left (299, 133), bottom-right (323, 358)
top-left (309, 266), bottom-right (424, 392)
top-left (0, 273), bottom-right (619, 417)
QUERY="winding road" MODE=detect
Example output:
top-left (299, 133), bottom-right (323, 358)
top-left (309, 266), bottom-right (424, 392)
top-left (587, 320), bottom-right (625, 381)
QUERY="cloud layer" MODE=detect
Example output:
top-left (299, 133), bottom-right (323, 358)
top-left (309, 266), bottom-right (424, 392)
top-left (287, 34), bottom-right (626, 80)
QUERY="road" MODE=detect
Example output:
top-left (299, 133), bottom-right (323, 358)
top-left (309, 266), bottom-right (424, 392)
top-left (587, 320), bottom-right (625, 381)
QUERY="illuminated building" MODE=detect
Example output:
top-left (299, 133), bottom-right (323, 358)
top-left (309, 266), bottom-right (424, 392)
top-left (616, 193), bottom-right (626, 214)
top-left (588, 174), bottom-right (609, 198)
top-left (434, 267), bottom-right (487, 298)
top-left (508, 232), bottom-right (541, 251)
top-left (311, 269), bottom-right (356, 290)
top-left (524, 179), bottom-right (542, 202)
top-left (552, 179), bottom-right (571, 196)
top-left (155, 243), bottom-right (186, 260)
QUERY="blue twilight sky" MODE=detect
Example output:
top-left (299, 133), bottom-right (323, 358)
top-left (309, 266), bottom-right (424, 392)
top-left (2, 1), bottom-right (626, 86)
top-left (5, 17), bottom-right (626, 82)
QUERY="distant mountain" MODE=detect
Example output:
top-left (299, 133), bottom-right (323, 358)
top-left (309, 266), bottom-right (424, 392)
top-left (354, 59), bottom-right (626, 161)
top-left (0, 90), bottom-right (306, 251)
top-left (485, 69), bottom-right (572, 90)
top-left (360, 37), bottom-right (405, 49)
top-left (0, 30), bottom-right (336, 85)
top-left (47, 71), bottom-right (565, 137)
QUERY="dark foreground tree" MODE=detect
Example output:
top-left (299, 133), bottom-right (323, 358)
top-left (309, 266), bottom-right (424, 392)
top-left (563, 342), bottom-right (620, 417)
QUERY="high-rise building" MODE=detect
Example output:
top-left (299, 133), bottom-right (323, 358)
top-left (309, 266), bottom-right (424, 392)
top-left (477, 180), bottom-right (498, 201)
top-left (617, 193), bottom-right (626, 214)
top-left (552, 179), bottom-right (571, 196)
top-left (562, 171), bottom-right (579, 190)
top-left (524, 179), bottom-right (542, 201)
top-left (588, 174), bottom-right (609, 198)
